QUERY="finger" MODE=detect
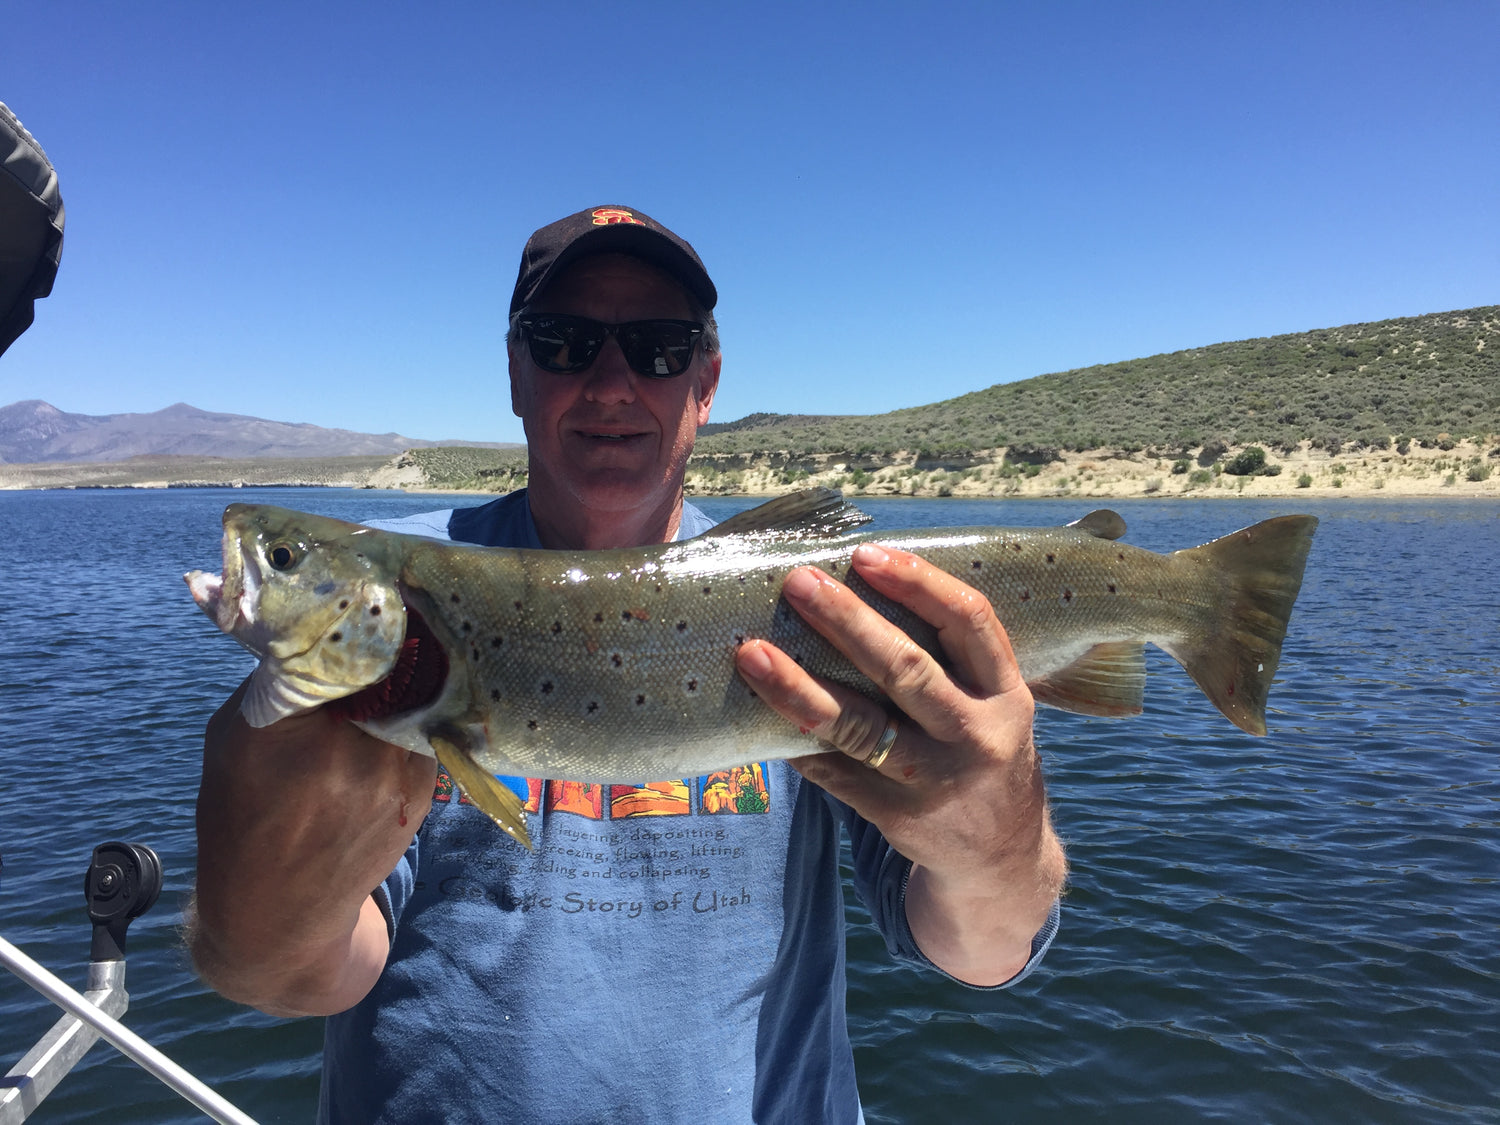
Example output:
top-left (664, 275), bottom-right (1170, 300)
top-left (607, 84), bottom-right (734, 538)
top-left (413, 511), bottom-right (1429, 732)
top-left (849, 543), bottom-right (1026, 700)
top-left (788, 748), bottom-right (911, 824)
top-left (735, 639), bottom-right (900, 767)
top-left (777, 564), bottom-right (973, 738)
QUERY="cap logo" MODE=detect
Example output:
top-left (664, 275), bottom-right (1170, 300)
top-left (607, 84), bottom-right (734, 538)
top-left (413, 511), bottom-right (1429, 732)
top-left (591, 207), bottom-right (644, 227)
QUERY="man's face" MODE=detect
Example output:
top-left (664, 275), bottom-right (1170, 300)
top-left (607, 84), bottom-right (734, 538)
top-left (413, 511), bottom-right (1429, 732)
top-left (510, 253), bottom-right (720, 522)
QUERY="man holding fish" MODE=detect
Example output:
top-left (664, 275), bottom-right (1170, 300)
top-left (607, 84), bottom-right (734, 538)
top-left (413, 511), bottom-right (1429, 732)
top-left (188, 205), bottom-right (1069, 1123)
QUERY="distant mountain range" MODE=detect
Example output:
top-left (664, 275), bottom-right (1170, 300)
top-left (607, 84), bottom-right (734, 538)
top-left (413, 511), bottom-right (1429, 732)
top-left (0, 400), bottom-right (518, 464)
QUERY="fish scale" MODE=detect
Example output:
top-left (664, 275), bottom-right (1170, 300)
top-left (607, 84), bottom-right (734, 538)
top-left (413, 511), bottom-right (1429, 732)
top-left (186, 488), bottom-right (1317, 847)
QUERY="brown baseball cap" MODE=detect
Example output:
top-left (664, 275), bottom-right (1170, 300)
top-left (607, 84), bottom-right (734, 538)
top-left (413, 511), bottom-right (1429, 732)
top-left (509, 204), bottom-right (717, 315)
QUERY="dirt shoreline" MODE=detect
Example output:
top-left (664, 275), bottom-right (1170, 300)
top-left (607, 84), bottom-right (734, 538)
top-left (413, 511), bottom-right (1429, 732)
top-left (678, 439), bottom-right (1500, 501)
top-left (2, 441), bottom-right (1496, 499)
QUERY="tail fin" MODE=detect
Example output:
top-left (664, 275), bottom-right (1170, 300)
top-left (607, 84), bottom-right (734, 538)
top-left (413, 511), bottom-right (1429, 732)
top-left (1159, 515), bottom-right (1318, 735)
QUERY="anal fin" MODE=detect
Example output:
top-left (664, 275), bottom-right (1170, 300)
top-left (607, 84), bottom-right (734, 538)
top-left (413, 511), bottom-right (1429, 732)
top-left (429, 729), bottom-right (533, 850)
top-left (1028, 641), bottom-right (1146, 718)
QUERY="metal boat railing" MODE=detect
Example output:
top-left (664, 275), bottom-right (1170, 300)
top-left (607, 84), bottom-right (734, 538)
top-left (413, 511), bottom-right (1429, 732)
top-left (0, 843), bottom-right (259, 1124)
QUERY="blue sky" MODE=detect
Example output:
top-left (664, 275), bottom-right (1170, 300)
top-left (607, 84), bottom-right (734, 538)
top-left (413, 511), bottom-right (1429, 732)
top-left (2, 1), bottom-right (1495, 445)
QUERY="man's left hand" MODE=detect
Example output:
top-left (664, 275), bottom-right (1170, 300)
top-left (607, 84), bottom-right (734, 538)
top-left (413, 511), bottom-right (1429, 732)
top-left (734, 542), bottom-right (1067, 986)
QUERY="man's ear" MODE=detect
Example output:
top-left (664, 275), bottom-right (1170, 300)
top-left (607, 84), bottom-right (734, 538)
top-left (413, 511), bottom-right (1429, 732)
top-left (509, 343), bottom-right (525, 418)
top-left (695, 351), bottom-right (722, 426)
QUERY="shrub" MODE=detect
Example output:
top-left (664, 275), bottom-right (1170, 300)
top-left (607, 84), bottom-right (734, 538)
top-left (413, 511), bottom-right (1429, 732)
top-left (1297, 473), bottom-right (1313, 488)
top-left (1171, 458), bottom-right (1190, 474)
top-left (1224, 447), bottom-right (1267, 475)
top-left (1198, 439), bottom-right (1230, 466)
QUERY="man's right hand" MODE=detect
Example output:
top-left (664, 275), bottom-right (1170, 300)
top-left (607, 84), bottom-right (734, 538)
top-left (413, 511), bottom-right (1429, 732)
top-left (187, 678), bottom-right (437, 1017)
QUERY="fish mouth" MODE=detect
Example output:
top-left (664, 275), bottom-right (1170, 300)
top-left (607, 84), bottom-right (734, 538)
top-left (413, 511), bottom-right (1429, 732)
top-left (183, 530), bottom-right (254, 637)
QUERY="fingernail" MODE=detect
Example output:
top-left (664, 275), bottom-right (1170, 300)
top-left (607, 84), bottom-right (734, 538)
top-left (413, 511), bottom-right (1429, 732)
top-left (736, 641), bottom-right (773, 679)
top-left (854, 543), bottom-right (890, 567)
top-left (782, 567), bottom-right (825, 601)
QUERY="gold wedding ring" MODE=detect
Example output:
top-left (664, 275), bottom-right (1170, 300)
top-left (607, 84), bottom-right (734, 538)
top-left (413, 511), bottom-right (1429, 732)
top-left (862, 715), bottom-right (899, 770)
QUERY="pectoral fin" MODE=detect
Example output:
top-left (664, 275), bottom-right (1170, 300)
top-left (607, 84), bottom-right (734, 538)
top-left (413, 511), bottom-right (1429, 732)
top-left (428, 728), bottom-right (533, 850)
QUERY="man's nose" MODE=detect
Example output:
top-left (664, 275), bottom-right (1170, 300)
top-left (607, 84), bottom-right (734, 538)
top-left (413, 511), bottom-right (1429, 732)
top-left (582, 336), bottom-right (638, 403)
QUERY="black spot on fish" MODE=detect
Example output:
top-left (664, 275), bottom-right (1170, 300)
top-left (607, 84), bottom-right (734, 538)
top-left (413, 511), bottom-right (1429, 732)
top-left (593, 612), bottom-right (604, 624)
top-left (1063, 589), bottom-right (1073, 602)
top-left (461, 621), bottom-right (472, 633)
top-left (738, 575), bottom-right (747, 584)
top-left (587, 701), bottom-right (598, 713)
top-left (1117, 553), bottom-right (1126, 561)
top-left (687, 679), bottom-right (698, 692)
top-left (655, 583), bottom-right (663, 593)
top-left (972, 560), bottom-right (982, 570)
top-left (1107, 584), bottom-right (1117, 594)
top-left (451, 593), bottom-right (461, 604)
top-left (330, 631), bottom-right (343, 643)
top-left (677, 621), bottom-right (688, 632)
top-left (551, 621), bottom-right (562, 635)
top-left (491, 636), bottom-right (504, 648)
top-left (1020, 590), bottom-right (1031, 602)
top-left (702, 585), bottom-right (712, 595)
top-left (635, 694), bottom-right (646, 706)
top-left (734, 633), bottom-right (746, 645)
top-left (611, 654), bottom-right (623, 667)
top-left (527, 719), bottom-right (538, 730)
top-left (1012, 544), bottom-right (1023, 553)
top-left (491, 689), bottom-right (500, 702)
top-left (370, 605), bottom-right (381, 616)
top-left (541, 681), bottom-right (553, 694)
top-left (339, 599), bottom-right (349, 610)
top-left (1046, 553), bottom-right (1056, 564)
top-left (622, 610), bottom-right (633, 621)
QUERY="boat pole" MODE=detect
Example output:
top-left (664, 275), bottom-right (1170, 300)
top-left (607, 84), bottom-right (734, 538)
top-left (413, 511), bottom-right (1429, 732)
top-left (0, 936), bottom-right (259, 1125)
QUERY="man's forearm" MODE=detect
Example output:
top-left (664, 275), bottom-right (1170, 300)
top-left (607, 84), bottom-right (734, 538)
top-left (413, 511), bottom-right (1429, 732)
top-left (186, 891), bottom-right (390, 1017)
top-left (904, 805), bottom-right (1067, 987)
top-left (190, 683), bottom-right (435, 1016)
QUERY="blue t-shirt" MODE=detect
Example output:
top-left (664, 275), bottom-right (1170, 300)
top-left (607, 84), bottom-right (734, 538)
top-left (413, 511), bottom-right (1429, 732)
top-left (319, 490), bottom-right (1058, 1125)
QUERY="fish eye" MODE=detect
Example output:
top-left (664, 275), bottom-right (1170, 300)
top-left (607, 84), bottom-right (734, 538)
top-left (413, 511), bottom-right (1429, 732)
top-left (268, 543), bottom-right (300, 571)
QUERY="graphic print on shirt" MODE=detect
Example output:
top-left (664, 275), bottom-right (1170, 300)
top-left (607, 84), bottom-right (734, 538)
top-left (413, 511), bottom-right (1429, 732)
top-left (440, 765), bottom-right (770, 820)
top-left (428, 762), bottom-right (776, 923)
top-left (610, 779), bottom-right (692, 817)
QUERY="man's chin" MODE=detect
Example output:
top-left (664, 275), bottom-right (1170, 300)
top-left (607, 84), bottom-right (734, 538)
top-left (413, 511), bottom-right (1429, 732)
top-left (563, 464), bottom-right (675, 512)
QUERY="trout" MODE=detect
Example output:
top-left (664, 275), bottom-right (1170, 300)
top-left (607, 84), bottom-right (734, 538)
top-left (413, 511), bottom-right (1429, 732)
top-left (186, 489), bottom-right (1316, 847)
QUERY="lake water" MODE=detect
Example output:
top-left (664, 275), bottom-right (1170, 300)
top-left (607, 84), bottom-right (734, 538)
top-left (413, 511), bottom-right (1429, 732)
top-left (1, 489), bottom-right (1496, 1123)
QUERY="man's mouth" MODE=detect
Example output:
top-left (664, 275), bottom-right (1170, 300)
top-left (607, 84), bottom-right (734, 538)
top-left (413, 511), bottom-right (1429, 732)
top-left (577, 429), bottom-right (649, 443)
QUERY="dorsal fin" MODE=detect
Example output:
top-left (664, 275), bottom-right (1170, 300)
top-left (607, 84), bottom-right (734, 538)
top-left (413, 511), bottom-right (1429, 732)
top-left (700, 487), bottom-right (872, 540)
top-left (1068, 509), bottom-right (1127, 540)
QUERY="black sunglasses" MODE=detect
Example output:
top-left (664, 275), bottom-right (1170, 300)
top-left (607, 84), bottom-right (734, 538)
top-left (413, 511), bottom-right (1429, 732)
top-left (517, 313), bottom-right (704, 378)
